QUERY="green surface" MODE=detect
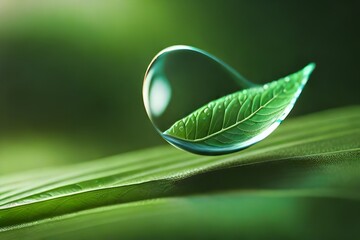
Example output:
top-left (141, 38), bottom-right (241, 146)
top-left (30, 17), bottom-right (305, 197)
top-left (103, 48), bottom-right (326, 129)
top-left (1, 106), bottom-right (359, 239)
top-left (165, 64), bottom-right (314, 147)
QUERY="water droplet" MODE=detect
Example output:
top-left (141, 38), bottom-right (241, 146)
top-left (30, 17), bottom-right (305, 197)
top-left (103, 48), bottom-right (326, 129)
top-left (143, 45), bottom-right (314, 155)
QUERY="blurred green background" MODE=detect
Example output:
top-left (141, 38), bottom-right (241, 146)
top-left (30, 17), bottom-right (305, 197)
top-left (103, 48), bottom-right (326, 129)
top-left (1, 0), bottom-right (359, 174)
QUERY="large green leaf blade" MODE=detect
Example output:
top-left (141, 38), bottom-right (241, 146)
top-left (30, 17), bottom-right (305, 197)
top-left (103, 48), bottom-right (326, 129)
top-left (0, 106), bottom-right (359, 239)
top-left (1, 147), bottom-right (360, 239)
top-left (164, 63), bottom-right (315, 153)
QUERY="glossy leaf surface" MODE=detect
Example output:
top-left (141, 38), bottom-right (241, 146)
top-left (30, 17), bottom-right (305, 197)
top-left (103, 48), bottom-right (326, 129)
top-left (0, 106), bottom-right (359, 239)
top-left (163, 63), bottom-right (315, 154)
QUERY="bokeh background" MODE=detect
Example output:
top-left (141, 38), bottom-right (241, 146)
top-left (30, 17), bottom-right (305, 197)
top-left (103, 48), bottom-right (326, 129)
top-left (1, 0), bottom-right (359, 174)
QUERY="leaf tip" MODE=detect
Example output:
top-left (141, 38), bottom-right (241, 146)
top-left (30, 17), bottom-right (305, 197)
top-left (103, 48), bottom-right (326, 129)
top-left (297, 62), bottom-right (315, 86)
top-left (303, 62), bottom-right (316, 76)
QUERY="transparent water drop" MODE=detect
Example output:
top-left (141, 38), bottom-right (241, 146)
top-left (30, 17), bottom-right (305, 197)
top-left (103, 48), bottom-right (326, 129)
top-left (143, 45), bottom-right (314, 155)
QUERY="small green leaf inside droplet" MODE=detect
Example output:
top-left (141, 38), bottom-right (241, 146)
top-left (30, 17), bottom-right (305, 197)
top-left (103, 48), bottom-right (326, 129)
top-left (163, 63), bottom-right (315, 154)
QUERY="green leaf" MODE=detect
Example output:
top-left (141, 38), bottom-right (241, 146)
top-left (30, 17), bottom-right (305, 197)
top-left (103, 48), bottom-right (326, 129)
top-left (164, 63), bottom-right (315, 152)
top-left (0, 106), bottom-right (359, 239)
